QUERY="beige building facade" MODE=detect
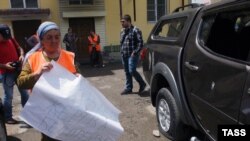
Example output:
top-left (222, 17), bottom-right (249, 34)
top-left (58, 0), bottom-right (106, 63)
top-left (58, 0), bottom-right (192, 63)
top-left (0, 0), bottom-right (221, 63)
top-left (0, 0), bottom-right (60, 53)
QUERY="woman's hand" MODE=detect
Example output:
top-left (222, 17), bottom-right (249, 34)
top-left (33, 62), bottom-right (53, 79)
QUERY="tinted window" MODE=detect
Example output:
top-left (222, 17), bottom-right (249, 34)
top-left (153, 17), bottom-right (187, 39)
top-left (199, 9), bottom-right (250, 62)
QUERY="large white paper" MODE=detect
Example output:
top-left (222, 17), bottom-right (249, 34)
top-left (20, 61), bottom-right (124, 141)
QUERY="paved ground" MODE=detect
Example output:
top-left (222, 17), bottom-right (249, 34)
top-left (0, 62), bottom-right (169, 141)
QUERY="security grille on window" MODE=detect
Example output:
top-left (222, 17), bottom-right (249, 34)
top-left (11, 0), bottom-right (38, 8)
top-left (147, 0), bottom-right (167, 22)
top-left (69, 0), bottom-right (93, 5)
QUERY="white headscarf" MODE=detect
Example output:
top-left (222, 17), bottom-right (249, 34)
top-left (23, 21), bottom-right (59, 64)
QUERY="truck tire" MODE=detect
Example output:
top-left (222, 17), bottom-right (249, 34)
top-left (156, 88), bottom-right (188, 141)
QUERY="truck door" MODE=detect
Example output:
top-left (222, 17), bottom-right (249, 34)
top-left (239, 70), bottom-right (250, 125)
top-left (182, 2), bottom-right (250, 139)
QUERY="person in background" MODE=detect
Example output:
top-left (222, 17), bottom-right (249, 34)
top-left (63, 27), bottom-right (78, 53)
top-left (25, 33), bottom-right (39, 53)
top-left (87, 30), bottom-right (104, 67)
top-left (0, 24), bottom-right (29, 124)
top-left (119, 14), bottom-right (146, 95)
top-left (17, 21), bottom-right (80, 141)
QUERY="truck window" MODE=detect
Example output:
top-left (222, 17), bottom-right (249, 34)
top-left (153, 17), bottom-right (187, 40)
top-left (199, 9), bottom-right (250, 62)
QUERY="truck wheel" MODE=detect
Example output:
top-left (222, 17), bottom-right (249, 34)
top-left (156, 88), bottom-right (187, 141)
top-left (0, 119), bottom-right (7, 141)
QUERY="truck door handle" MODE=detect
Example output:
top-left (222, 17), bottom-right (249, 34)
top-left (185, 62), bottom-right (199, 71)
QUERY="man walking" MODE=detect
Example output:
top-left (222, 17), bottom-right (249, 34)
top-left (120, 14), bottom-right (146, 95)
top-left (63, 27), bottom-right (78, 53)
top-left (25, 33), bottom-right (39, 53)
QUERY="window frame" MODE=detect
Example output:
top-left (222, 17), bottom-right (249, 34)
top-left (147, 0), bottom-right (167, 22)
top-left (10, 0), bottom-right (38, 9)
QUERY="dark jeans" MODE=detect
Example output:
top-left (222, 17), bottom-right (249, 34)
top-left (121, 55), bottom-right (146, 91)
top-left (90, 49), bottom-right (103, 67)
top-left (1, 72), bottom-right (29, 120)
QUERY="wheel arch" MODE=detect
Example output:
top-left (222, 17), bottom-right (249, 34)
top-left (150, 62), bottom-right (188, 124)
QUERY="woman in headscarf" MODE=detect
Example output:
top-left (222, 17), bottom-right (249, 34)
top-left (17, 21), bottom-right (79, 141)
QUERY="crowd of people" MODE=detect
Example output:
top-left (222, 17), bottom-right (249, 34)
top-left (0, 14), bottom-right (146, 141)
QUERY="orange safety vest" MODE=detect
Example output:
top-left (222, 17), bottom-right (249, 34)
top-left (28, 50), bottom-right (76, 74)
top-left (88, 34), bottom-right (101, 54)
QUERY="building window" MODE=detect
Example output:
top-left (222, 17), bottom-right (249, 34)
top-left (69, 0), bottom-right (93, 5)
top-left (147, 0), bottom-right (167, 22)
top-left (11, 0), bottom-right (38, 8)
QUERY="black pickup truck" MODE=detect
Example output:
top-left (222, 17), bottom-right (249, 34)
top-left (142, 0), bottom-right (250, 140)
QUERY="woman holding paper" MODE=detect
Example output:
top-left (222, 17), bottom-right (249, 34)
top-left (17, 21), bottom-right (79, 141)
